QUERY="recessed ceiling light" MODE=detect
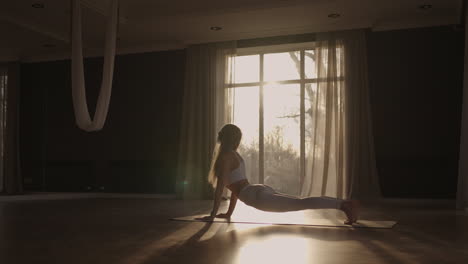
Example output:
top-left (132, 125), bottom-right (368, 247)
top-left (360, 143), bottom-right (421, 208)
top-left (42, 44), bottom-right (56, 48)
top-left (32, 3), bottom-right (45, 8)
top-left (210, 26), bottom-right (222, 31)
top-left (328, 13), bottom-right (340, 18)
top-left (419, 4), bottom-right (432, 10)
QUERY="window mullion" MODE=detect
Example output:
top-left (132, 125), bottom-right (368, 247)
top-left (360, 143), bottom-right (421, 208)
top-left (259, 53), bottom-right (264, 184)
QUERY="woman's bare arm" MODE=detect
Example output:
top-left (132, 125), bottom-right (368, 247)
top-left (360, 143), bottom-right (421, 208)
top-left (210, 176), bottom-right (224, 217)
top-left (199, 152), bottom-right (234, 221)
top-left (217, 192), bottom-right (238, 218)
top-left (216, 153), bottom-right (239, 218)
top-left (226, 192), bottom-right (238, 216)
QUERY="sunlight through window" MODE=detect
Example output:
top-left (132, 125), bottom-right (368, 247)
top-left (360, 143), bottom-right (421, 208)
top-left (264, 83), bottom-right (300, 194)
top-left (234, 55), bottom-right (259, 83)
top-left (264, 52), bottom-right (300, 82)
top-left (228, 44), bottom-right (342, 196)
top-left (231, 86), bottom-right (260, 183)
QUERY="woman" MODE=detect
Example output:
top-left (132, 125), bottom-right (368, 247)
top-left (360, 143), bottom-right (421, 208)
top-left (202, 124), bottom-right (359, 224)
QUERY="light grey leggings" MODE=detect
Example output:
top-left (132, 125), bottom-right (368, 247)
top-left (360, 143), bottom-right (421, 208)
top-left (238, 184), bottom-right (343, 212)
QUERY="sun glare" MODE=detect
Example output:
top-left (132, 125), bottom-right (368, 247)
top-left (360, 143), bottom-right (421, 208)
top-left (234, 55), bottom-right (259, 83)
top-left (264, 51), bottom-right (300, 81)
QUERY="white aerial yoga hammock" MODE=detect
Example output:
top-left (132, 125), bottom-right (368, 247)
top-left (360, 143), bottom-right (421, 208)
top-left (71, 0), bottom-right (118, 131)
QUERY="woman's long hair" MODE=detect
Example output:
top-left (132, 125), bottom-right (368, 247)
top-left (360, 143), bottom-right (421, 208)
top-left (208, 124), bottom-right (242, 188)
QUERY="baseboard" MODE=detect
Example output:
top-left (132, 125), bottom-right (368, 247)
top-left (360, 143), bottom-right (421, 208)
top-left (0, 192), bottom-right (176, 202)
top-left (377, 198), bottom-right (456, 208)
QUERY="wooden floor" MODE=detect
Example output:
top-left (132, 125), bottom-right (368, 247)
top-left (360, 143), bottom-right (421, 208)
top-left (1, 197), bottom-right (467, 264)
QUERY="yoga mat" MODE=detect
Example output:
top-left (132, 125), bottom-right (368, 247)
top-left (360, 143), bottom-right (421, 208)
top-left (171, 214), bottom-right (397, 229)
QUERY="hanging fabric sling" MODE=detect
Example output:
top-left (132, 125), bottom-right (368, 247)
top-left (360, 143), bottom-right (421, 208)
top-left (71, 0), bottom-right (118, 131)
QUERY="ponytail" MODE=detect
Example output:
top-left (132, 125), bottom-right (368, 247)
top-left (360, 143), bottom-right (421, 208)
top-left (207, 143), bottom-right (221, 188)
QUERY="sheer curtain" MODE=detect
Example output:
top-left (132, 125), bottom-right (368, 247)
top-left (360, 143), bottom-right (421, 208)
top-left (0, 65), bottom-right (6, 193)
top-left (301, 30), bottom-right (379, 200)
top-left (177, 42), bottom-right (236, 199)
top-left (2, 62), bottom-right (22, 194)
top-left (301, 34), bottom-right (346, 198)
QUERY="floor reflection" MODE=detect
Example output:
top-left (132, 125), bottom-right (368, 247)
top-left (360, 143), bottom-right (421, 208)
top-left (141, 220), bottom-right (361, 264)
top-left (234, 235), bottom-right (310, 264)
top-left (3, 198), bottom-right (468, 264)
top-left (138, 202), bottom-right (359, 264)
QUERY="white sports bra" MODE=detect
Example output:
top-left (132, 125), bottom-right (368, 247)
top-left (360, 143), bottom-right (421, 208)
top-left (225, 154), bottom-right (247, 185)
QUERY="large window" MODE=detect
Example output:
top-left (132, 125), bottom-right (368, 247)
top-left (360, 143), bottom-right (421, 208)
top-left (228, 43), bottom-right (343, 196)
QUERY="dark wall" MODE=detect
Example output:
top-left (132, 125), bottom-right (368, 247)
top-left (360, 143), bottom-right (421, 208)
top-left (20, 50), bottom-right (185, 193)
top-left (367, 26), bottom-right (464, 198)
top-left (20, 26), bottom-right (464, 197)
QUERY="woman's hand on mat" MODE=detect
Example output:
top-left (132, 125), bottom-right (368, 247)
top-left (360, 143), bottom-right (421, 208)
top-left (216, 213), bottom-right (231, 219)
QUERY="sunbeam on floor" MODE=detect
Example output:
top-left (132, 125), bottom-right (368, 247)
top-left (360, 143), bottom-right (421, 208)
top-left (1, 197), bottom-right (468, 264)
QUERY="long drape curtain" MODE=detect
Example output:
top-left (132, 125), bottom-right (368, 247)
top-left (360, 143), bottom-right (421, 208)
top-left (1, 63), bottom-right (22, 194)
top-left (342, 31), bottom-right (380, 200)
top-left (177, 42), bottom-right (236, 199)
top-left (457, 2), bottom-right (468, 211)
top-left (301, 30), bottom-right (379, 200)
top-left (0, 65), bottom-right (6, 193)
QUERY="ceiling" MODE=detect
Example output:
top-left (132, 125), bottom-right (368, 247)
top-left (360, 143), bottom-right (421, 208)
top-left (0, 0), bottom-right (463, 62)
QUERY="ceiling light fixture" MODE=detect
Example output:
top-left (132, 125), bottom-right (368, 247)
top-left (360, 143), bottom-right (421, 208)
top-left (210, 26), bottom-right (222, 31)
top-left (32, 3), bottom-right (45, 8)
top-left (419, 4), bottom-right (432, 10)
top-left (328, 13), bottom-right (340, 18)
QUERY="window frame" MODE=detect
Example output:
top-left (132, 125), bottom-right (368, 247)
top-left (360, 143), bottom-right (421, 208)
top-left (226, 42), bottom-right (342, 186)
